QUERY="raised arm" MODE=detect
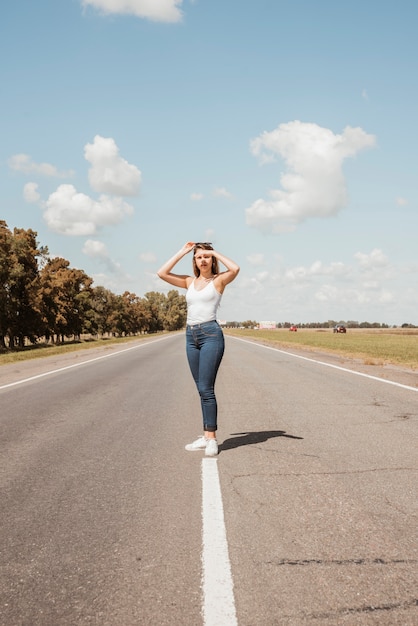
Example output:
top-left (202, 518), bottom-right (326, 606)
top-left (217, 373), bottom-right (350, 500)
top-left (157, 242), bottom-right (195, 289)
top-left (212, 249), bottom-right (240, 293)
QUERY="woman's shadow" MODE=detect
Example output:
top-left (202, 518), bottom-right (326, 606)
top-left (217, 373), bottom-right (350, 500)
top-left (219, 430), bottom-right (303, 453)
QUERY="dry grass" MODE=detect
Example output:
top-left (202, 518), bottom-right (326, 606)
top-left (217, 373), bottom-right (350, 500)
top-left (224, 328), bottom-right (418, 370)
top-left (0, 334), bottom-right (157, 367)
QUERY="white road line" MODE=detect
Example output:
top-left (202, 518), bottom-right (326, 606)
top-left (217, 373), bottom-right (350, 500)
top-left (0, 335), bottom-right (174, 391)
top-left (201, 458), bottom-right (237, 626)
top-left (230, 336), bottom-right (418, 393)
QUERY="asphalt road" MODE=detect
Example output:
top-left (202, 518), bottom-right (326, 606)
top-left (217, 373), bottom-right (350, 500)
top-left (0, 334), bottom-right (417, 625)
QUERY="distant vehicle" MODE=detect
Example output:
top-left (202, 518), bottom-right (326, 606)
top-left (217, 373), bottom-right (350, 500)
top-left (333, 325), bottom-right (346, 333)
top-left (289, 325), bottom-right (298, 332)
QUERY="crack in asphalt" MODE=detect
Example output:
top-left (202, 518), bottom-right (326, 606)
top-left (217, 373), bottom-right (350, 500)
top-left (267, 557), bottom-right (417, 566)
top-left (392, 412), bottom-right (417, 421)
top-left (231, 466), bottom-right (417, 481)
top-left (305, 597), bottom-right (418, 620)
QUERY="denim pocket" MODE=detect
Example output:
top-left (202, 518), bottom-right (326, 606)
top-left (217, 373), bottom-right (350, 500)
top-left (201, 322), bottom-right (222, 338)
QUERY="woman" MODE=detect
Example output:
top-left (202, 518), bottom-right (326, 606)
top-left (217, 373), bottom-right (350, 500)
top-left (157, 242), bottom-right (240, 456)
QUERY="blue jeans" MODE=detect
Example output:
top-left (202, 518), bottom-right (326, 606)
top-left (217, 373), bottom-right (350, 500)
top-left (186, 321), bottom-right (225, 432)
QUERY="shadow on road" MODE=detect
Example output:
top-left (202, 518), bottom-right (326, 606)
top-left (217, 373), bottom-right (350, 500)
top-left (219, 430), bottom-right (303, 452)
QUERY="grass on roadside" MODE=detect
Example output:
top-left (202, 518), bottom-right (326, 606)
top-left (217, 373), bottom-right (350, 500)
top-left (224, 328), bottom-right (418, 370)
top-left (0, 334), bottom-right (160, 367)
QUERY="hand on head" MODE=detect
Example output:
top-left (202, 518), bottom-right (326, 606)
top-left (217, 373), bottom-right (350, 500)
top-left (182, 241), bottom-right (195, 254)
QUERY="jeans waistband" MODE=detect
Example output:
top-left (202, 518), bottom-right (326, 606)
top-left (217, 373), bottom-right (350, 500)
top-left (186, 320), bottom-right (219, 330)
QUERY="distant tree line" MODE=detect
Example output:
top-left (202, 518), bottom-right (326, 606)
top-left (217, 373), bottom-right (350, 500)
top-left (226, 320), bottom-right (416, 330)
top-left (279, 321), bottom-right (416, 329)
top-left (0, 222), bottom-right (187, 350)
top-left (280, 321), bottom-right (393, 329)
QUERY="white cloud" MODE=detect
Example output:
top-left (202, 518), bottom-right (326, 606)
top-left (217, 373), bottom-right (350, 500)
top-left (44, 184), bottom-right (134, 236)
top-left (8, 154), bottom-right (74, 178)
top-left (314, 283), bottom-right (395, 307)
top-left (247, 253), bottom-right (265, 266)
top-left (23, 182), bottom-right (40, 203)
top-left (139, 251), bottom-right (157, 263)
top-left (82, 238), bottom-right (123, 273)
top-left (190, 192), bottom-right (203, 201)
top-left (396, 197), bottom-right (408, 206)
top-left (285, 260), bottom-right (350, 281)
top-left (246, 121), bottom-right (376, 233)
top-left (354, 248), bottom-right (389, 271)
top-left (213, 187), bottom-right (233, 199)
top-left (82, 239), bottom-right (108, 258)
top-left (255, 271), bottom-right (269, 283)
top-left (84, 135), bottom-right (141, 197)
top-left (226, 245), bottom-right (418, 325)
top-left (378, 290), bottom-right (395, 304)
top-left (186, 229), bottom-right (216, 245)
top-left (235, 245), bottom-right (411, 322)
top-left (362, 88), bottom-right (369, 101)
top-left (81, 0), bottom-right (183, 22)
top-left (204, 228), bottom-right (215, 242)
top-left (90, 271), bottom-right (131, 291)
top-left (314, 283), bottom-right (339, 303)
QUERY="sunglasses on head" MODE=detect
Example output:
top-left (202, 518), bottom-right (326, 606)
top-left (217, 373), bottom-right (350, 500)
top-left (194, 242), bottom-right (212, 247)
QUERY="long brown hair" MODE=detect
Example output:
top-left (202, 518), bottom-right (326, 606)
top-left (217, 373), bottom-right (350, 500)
top-left (192, 243), bottom-right (219, 277)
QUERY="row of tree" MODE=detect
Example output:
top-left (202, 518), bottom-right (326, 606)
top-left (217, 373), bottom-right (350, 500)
top-left (228, 321), bottom-right (401, 329)
top-left (0, 222), bottom-right (187, 350)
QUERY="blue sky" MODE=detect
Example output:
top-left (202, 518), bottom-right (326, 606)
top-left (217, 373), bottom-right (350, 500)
top-left (1, 0), bottom-right (417, 325)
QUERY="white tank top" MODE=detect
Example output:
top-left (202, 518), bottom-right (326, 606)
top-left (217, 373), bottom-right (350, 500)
top-left (186, 279), bottom-right (222, 325)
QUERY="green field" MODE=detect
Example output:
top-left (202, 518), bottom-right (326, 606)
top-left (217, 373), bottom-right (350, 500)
top-left (224, 328), bottom-right (418, 370)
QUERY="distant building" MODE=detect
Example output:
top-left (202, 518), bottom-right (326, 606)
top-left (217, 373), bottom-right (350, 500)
top-left (259, 321), bottom-right (276, 329)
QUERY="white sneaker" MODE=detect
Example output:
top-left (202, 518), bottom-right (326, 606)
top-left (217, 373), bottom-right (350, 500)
top-left (185, 436), bottom-right (207, 451)
top-left (205, 439), bottom-right (218, 457)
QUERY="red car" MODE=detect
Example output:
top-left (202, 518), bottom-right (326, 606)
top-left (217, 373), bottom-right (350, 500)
top-left (289, 325), bottom-right (298, 332)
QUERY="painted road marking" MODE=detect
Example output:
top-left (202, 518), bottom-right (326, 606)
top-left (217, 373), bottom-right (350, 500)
top-left (202, 458), bottom-right (237, 626)
top-left (231, 336), bottom-right (418, 392)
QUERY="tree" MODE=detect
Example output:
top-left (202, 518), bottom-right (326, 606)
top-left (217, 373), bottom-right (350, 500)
top-left (130, 294), bottom-right (152, 334)
top-left (39, 258), bottom-right (92, 342)
top-left (0, 221), bottom-right (12, 348)
top-left (162, 290), bottom-right (187, 331)
top-left (87, 286), bottom-right (118, 336)
top-left (119, 291), bottom-right (152, 335)
top-left (0, 226), bottom-right (46, 347)
top-left (241, 320), bottom-right (258, 329)
top-left (143, 291), bottom-right (167, 332)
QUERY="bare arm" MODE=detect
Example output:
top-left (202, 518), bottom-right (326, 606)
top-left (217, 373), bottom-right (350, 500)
top-left (212, 250), bottom-right (240, 293)
top-left (157, 242), bottom-right (195, 289)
